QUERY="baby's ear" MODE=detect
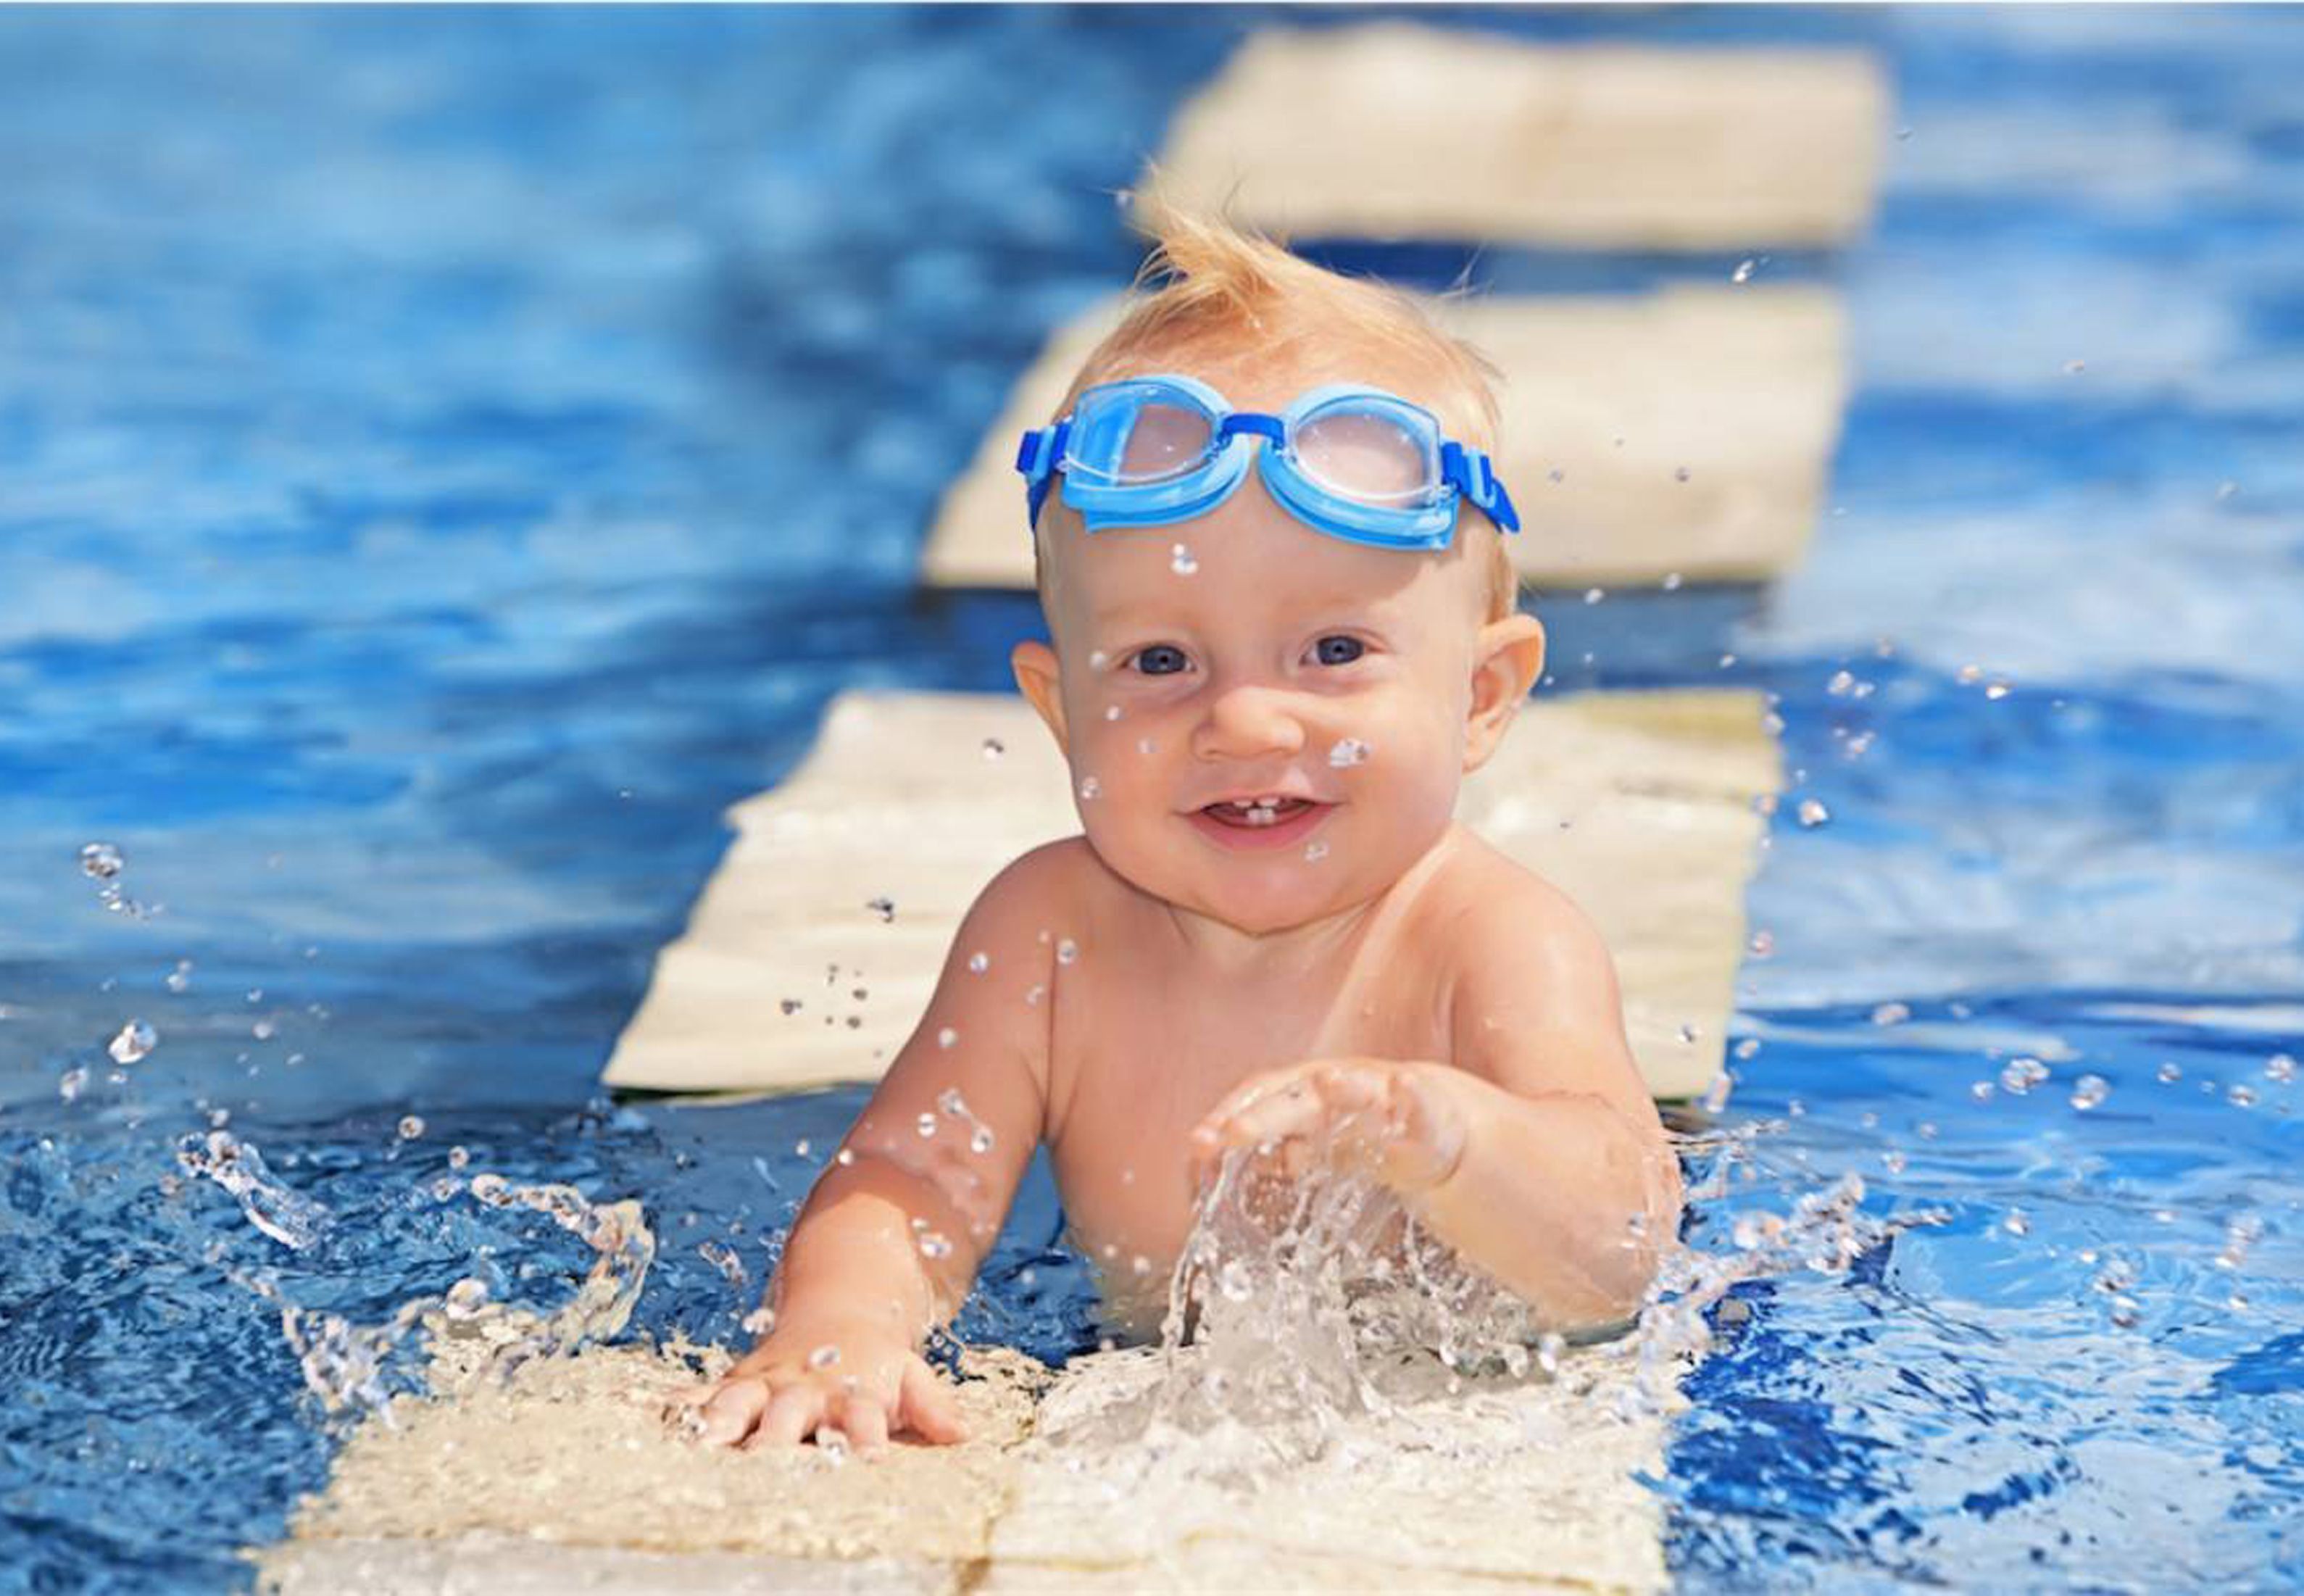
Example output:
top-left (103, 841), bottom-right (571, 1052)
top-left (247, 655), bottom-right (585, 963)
top-left (1010, 640), bottom-right (1070, 757)
top-left (1463, 614), bottom-right (1545, 773)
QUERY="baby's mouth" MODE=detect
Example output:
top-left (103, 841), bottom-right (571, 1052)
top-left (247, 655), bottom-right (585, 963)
top-left (1199, 797), bottom-right (1318, 829)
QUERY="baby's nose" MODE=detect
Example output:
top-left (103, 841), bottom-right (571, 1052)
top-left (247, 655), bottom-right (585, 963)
top-left (1191, 682), bottom-right (1307, 763)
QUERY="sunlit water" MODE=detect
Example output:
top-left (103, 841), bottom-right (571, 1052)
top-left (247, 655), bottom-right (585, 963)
top-left (4, 7), bottom-right (2303, 1592)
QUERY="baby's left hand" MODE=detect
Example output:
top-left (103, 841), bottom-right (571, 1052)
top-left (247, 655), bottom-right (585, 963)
top-left (1187, 1057), bottom-right (1468, 1199)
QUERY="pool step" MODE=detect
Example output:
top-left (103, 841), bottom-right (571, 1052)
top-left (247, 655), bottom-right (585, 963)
top-left (601, 686), bottom-right (1779, 1104)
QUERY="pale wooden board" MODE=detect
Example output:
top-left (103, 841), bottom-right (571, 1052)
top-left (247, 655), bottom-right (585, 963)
top-left (254, 1337), bottom-right (1670, 1595)
top-left (922, 286), bottom-right (1847, 591)
top-left (1147, 23), bottom-right (1885, 249)
top-left (603, 686), bottom-right (1779, 1102)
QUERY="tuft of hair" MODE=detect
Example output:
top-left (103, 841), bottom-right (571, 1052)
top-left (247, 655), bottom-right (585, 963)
top-left (1033, 189), bottom-right (1524, 625)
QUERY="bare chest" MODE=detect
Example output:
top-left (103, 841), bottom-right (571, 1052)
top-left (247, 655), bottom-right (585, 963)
top-left (1038, 904), bottom-right (1453, 1302)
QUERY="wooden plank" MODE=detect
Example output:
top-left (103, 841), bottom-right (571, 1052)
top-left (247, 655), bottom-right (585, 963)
top-left (1149, 24), bottom-right (1885, 249)
top-left (602, 686), bottom-right (1779, 1103)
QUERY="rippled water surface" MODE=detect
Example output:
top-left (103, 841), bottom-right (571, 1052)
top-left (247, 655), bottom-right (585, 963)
top-left (4, 7), bottom-right (2301, 1591)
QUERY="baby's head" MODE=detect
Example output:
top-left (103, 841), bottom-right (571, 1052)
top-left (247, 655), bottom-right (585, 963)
top-left (1011, 205), bottom-right (1547, 939)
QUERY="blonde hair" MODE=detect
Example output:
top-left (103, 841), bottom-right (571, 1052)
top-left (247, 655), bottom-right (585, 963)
top-left (1031, 198), bottom-right (1528, 624)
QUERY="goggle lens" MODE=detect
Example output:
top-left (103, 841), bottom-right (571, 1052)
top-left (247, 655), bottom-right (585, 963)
top-left (1066, 388), bottom-right (1215, 486)
top-left (1113, 402), bottom-right (1215, 483)
top-left (1294, 407), bottom-right (1439, 507)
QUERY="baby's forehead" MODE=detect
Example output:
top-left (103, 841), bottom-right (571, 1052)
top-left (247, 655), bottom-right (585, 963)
top-left (1073, 519), bottom-right (1455, 629)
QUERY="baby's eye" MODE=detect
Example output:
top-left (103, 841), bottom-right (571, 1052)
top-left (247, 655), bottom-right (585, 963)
top-left (1131, 644), bottom-right (1189, 677)
top-left (1311, 635), bottom-right (1365, 668)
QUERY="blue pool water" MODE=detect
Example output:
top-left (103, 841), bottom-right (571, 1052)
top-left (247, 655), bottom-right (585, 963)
top-left (4, 6), bottom-right (2301, 1589)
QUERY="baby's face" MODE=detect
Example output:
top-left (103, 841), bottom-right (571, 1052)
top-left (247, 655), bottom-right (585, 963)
top-left (1021, 360), bottom-right (1509, 940)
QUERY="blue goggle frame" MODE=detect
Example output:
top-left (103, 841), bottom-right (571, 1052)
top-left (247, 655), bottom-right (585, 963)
top-left (1014, 373), bottom-right (1519, 552)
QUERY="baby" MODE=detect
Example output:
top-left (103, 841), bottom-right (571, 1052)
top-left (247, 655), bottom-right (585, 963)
top-left (694, 209), bottom-right (1682, 1452)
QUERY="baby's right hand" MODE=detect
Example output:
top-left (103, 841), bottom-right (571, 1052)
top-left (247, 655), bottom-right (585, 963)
top-left (679, 1322), bottom-right (968, 1454)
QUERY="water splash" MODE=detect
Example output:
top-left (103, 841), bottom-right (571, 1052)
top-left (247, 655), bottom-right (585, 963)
top-left (217, 1165), bottom-right (654, 1426)
top-left (175, 1130), bottom-right (333, 1250)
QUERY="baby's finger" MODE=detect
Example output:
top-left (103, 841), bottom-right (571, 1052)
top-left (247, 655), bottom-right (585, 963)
top-left (842, 1397), bottom-right (891, 1455)
top-left (697, 1378), bottom-right (769, 1447)
top-left (753, 1383), bottom-right (827, 1450)
top-left (900, 1358), bottom-right (970, 1445)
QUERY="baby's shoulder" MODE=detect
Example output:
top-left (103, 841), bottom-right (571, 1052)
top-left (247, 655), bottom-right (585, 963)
top-left (1418, 826), bottom-right (1618, 995)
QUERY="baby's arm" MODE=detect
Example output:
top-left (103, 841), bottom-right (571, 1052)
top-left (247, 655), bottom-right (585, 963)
top-left (1191, 881), bottom-right (1679, 1329)
top-left (691, 844), bottom-right (1065, 1451)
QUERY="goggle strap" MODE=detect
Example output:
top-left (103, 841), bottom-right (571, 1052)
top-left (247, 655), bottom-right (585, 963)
top-left (1441, 442), bottom-right (1521, 535)
top-left (1016, 420), bottom-right (1071, 532)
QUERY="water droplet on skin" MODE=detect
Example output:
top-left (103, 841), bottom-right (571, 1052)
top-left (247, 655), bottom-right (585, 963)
top-left (968, 951), bottom-right (990, 974)
top-left (1024, 984), bottom-right (1046, 1007)
top-left (1056, 938), bottom-right (1078, 965)
top-left (1078, 776), bottom-right (1101, 801)
top-left (1327, 737), bottom-right (1372, 768)
top-left (166, 960), bottom-right (194, 994)
top-left (1303, 840), bottom-right (1329, 862)
top-left (741, 1307), bottom-right (776, 1339)
top-left (1088, 649), bottom-right (1110, 670)
top-left (1170, 543), bottom-right (1199, 575)
top-left (108, 1020), bottom-right (157, 1065)
top-left (1137, 736), bottom-right (1157, 755)
top-left (2069, 1074), bottom-right (2109, 1111)
top-left (808, 1344), bottom-right (840, 1370)
top-left (937, 1027), bottom-right (958, 1049)
top-left (835, 1148), bottom-right (855, 1166)
top-left (918, 1232), bottom-right (952, 1260)
top-left (1796, 798), bottom-right (1831, 828)
top-left (981, 738), bottom-right (1005, 760)
top-left (1103, 705), bottom-right (1123, 721)
top-left (865, 897), bottom-right (895, 923)
top-left (397, 1115), bottom-right (425, 1140)
top-left (915, 1113), bottom-right (937, 1138)
top-left (970, 1127), bottom-right (994, 1155)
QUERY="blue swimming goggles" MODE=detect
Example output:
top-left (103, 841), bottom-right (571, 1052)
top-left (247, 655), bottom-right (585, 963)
top-left (1015, 373), bottom-right (1519, 552)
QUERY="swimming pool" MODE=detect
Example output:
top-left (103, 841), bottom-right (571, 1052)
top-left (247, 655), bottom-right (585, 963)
top-left (4, 6), bottom-right (2300, 1589)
